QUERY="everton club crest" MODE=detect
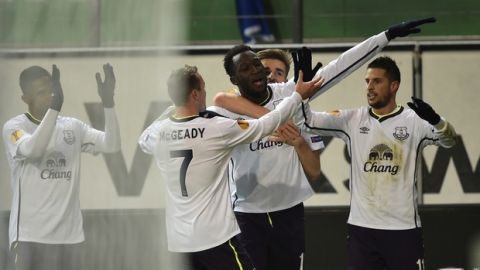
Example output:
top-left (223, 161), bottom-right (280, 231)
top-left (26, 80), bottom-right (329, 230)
top-left (63, 130), bottom-right (76, 145)
top-left (393, 127), bottom-right (409, 141)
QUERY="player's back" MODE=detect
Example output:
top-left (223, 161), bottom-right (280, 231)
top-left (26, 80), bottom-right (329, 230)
top-left (146, 115), bottom-right (240, 252)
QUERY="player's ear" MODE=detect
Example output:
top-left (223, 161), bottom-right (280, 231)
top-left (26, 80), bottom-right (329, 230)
top-left (390, 80), bottom-right (400, 93)
top-left (191, 88), bottom-right (199, 101)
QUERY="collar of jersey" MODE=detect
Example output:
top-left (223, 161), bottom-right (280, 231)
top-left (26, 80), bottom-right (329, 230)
top-left (258, 86), bottom-right (273, 106)
top-left (24, 112), bottom-right (41, 125)
top-left (369, 105), bottom-right (404, 122)
top-left (169, 114), bottom-right (199, 122)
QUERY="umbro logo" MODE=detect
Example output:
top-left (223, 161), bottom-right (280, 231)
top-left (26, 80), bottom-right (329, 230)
top-left (359, 127), bottom-right (370, 134)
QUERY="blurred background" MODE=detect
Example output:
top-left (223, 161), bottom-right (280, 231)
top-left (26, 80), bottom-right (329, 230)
top-left (0, 0), bottom-right (479, 269)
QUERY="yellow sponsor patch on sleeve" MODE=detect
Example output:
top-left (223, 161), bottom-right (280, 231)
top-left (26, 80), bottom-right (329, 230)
top-left (237, 120), bottom-right (250, 130)
top-left (328, 110), bottom-right (341, 117)
top-left (10, 130), bottom-right (24, 143)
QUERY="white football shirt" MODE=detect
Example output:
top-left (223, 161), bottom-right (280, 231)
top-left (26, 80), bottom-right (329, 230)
top-left (3, 109), bottom-right (119, 247)
top-left (305, 106), bottom-right (457, 229)
top-left (138, 92), bottom-right (303, 252)
top-left (208, 31), bottom-right (390, 213)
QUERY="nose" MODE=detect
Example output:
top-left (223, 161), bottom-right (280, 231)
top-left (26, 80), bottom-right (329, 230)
top-left (366, 81), bottom-right (374, 90)
top-left (266, 72), bottom-right (274, 83)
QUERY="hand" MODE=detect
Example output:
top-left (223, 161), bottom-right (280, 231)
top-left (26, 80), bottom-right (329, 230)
top-left (386, 17), bottom-right (436, 41)
top-left (295, 70), bottom-right (324, 100)
top-left (292, 47), bottom-right (322, 82)
top-left (269, 120), bottom-right (303, 147)
top-left (50, 64), bottom-right (64, 111)
top-left (96, 63), bottom-right (116, 108)
top-left (407, 96), bottom-right (440, 125)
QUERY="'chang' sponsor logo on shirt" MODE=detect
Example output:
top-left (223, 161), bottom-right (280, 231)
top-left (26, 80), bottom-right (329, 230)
top-left (41, 152), bottom-right (72, 181)
top-left (249, 138), bottom-right (283, 151)
top-left (363, 144), bottom-right (399, 175)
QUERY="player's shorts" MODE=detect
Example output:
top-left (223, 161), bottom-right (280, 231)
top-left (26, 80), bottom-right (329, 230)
top-left (189, 236), bottom-right (255, 270)
top-left (347, 224), bottom-right (425, 270)
top-left (234, 203), bottom-right (305, 270)
top-left (8, 241), bottom-right (82, 270)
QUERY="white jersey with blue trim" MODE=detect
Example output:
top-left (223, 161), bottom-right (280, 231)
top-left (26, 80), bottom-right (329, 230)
top-left (2, 112), bottom-right (114, 247)
top-left (304, 106), bottom-right (456, 230)
top-left (138, 92), bottom-right (304, 252)
top-left (209, 83), bottom-right (324, 213)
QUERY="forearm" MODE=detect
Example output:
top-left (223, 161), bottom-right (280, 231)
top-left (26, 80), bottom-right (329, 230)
top-left (214, 92), bottom-right (269, 118)
top-left (434, 119), bottom-right (457, 148)
top-left (308, 31), bottom-right (389, 101)
top-left (97, 108), bottom-right (121, 153)
top-left (294, 143), bottom-right (321, 183)
top-left (17, 109), bottom-right (58, 159)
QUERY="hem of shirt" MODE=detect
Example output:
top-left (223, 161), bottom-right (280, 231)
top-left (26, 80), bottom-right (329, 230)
top-left (10, 236), bottom-right (85, 249)
top-left (167, 229), bottom-right (241, 253)
top-left (233, 193), bottom-right (313, 213)
top-left (347, 220), bottom-right (422, 230)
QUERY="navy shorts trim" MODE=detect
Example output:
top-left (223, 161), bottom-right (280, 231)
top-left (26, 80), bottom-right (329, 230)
top-left (190, 236), bottom-right (254, 270)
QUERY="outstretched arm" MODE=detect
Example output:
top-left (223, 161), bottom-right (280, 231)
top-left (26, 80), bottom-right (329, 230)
top-left (213, 92), bottom-right (269, 118)
top-left (292, 17), bottom-right (436, 101)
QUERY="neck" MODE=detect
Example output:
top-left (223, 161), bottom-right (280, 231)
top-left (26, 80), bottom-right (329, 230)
top-left (372, 102), bottom-right (398, 116)
top-left (28, 106), bottom-right (48, 121)
top-left (241, 87), bottom-right (270, 105)
top-left (173, 106), bottom-right (199, 118)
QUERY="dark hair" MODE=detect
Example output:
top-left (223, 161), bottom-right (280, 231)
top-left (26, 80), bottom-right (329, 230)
top-left (223, 44), bottom-right (253, 77)
top-left (19, 66), bottom-right (51, 94)
top-left (257, 49), bottom-right (291, 76)
top-left (167, 65), bottom-right (201, 106)
top-left (367, 56), bottom-right (401, 82)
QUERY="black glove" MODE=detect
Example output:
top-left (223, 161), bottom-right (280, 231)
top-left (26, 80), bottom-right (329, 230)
top-left (386, 17), bottom-right (436, 41)
top-left (292, 47), bottom-right (322, 83)
top-left (50, 64), bottom-right (64, 112)
top-left (96, 63), bottom-right (116, 108)
top-left (407, 96), bottom-right (440, 125)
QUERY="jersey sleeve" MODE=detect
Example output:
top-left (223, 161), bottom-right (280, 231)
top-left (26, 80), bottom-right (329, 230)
top-left (80, 108), bottom-right (121, 154)
top-left (419, 118), bottom-right (457, 148)
top-left (218, 92), bottom-right (303, 147)
top-left (138, 120), bottom-right (162, 155)
top-left (304, 109), bottom-right (353, 142)
top-left (301, 131), bottom-right (325, 151)
top-left (3, 110), bottom-right (58, 160)
top-left (305, 32), bottom-right (389, 101)
top-left (3, 118), bottom-right (30, 160)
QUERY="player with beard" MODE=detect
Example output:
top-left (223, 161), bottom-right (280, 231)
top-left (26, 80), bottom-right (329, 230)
top-left (208, 18), bottom-right (436, 270)
top-left (302, 56), bottom-right (457, 269)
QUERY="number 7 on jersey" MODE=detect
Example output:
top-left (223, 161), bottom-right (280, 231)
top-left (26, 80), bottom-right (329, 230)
top-left (170, 150), bottom-right (193, 197)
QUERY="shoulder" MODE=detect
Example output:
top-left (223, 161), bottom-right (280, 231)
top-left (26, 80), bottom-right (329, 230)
top-left (3, 114), bottom-right (27, 130)
top-left (206, 105), bottom-right (240, 119)
top-left (199, 110), bottom-right (228, 119)
top-left (269, 81), bottom-right (294, 95)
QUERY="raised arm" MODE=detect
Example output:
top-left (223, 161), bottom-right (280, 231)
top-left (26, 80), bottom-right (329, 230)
top-left (407, 96), bottom-right (457, 148)
top-left (93, 63), bottom-right (121, 153)
top-left (16, 65), bottom-right (63, 159)
top-left (292, 17), bottom-right (436, 101)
